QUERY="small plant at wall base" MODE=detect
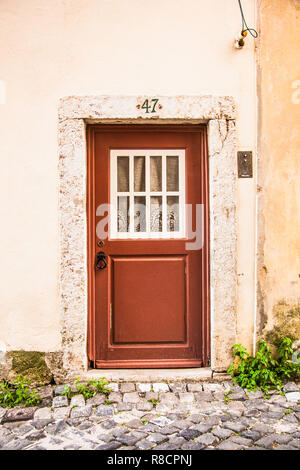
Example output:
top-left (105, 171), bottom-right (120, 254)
top-left (0, 376), bottom-right (41, 407)
top-left (227, 337), bottom-right (300, 394)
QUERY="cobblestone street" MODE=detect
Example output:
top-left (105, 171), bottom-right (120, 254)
top-left (0, 380), bottom-right (300, 451)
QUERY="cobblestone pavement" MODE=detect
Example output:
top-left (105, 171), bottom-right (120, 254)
top-left (0, 380), bottom-right (300, 450)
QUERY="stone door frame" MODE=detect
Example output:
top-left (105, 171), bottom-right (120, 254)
top-left (58, 95), bottom-right (237, 378)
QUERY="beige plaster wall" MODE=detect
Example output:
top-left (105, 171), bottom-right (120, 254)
top-left (257, 0), bottom-right (300, 345)
top-left (0, 0), bottom-right (257, 356)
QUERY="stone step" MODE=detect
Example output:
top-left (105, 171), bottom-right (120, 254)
top-left (77, 367), bottom-right (230, 384)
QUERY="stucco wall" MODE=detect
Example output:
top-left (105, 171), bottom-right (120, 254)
top-left (257, 0), bottom-right (300, 345)
top-left (0, 1), bottom-right (257, 362)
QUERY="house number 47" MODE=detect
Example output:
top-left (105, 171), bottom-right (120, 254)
top-left (137, 98), bottom-right (161, 113)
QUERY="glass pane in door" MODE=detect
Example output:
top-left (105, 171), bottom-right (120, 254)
top-left (117, 196), bottom-right (129, 232)
top-left (117, 156), bottom-right (129, 192)
top-left (134, 196), bottom-right (146, 232)
top-left (150, 196), bottom-right (162, 232)
top-left (167, 196), bottom-right (179, 232)
top-left (150, 156), bottom-right (162, 192)
top-left (167, 156), bottom-right (179, 191)
top-left (134, 156), bottom-right (145, 192)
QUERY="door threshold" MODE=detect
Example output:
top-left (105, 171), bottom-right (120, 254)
top-left (81, 367), bottom-right (229, 383)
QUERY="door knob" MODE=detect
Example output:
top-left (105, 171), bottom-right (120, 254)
top-left (95, 251), bottom-right (107, 270)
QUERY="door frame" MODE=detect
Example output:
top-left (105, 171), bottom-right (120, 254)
top-left (58, 95), bottom-right (237, 377)
top-left (86, 124), bottom-right (210, 368)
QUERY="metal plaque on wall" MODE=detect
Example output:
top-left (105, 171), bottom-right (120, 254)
top-left (237, 151), bottom-right (253, 178)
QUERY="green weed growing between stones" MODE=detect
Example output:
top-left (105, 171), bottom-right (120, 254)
top-left (62, 376), bottom-right (111, 400)
top-left (0, 376), bottom-right (41, 407)
top-left (227, 337), bottom-right (300, 394)
top-left (147, 398), bottom-right (160, 407)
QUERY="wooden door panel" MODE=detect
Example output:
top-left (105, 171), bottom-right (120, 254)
top-left (112, 256), bottom-right (186, 344)
top-left (87, 125), bottom-right (210, 368)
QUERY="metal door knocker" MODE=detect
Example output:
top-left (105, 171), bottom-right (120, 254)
top-left (95, 251), bottom-right (107, 270)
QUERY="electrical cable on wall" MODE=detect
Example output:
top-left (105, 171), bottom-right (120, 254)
top-left (235, 0), bottom-right (258, 49)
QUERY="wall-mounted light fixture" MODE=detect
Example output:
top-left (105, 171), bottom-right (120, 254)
top-left (234, 0), bottom-right (258, 49)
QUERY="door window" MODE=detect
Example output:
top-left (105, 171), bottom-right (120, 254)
top-left (110, 150), bottom-right (185, 238)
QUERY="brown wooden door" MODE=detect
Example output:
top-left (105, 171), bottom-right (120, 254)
top-left (87, 125), bottom-right (210, 368)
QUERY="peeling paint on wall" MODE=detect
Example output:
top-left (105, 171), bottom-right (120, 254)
top-left (265, 300), bottom-right (300, 347)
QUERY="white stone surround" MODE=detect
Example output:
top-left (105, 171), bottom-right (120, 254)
top-left (58, 95), bottom-right (237, 378)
